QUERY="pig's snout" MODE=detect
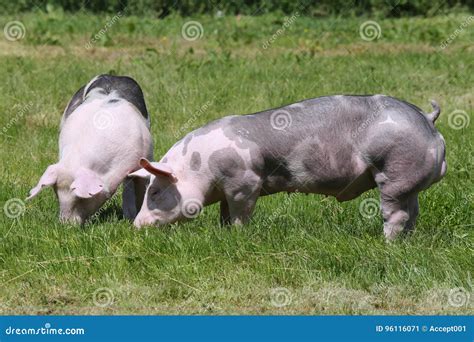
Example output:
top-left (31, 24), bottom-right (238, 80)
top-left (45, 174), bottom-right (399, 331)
top-left (133, 212), bottom-right (155, 228)
top-left (59, 214), bottom-right (84, 225)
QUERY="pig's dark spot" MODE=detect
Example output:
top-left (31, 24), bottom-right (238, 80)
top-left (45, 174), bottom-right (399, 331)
top-left (148, 184), bottom-right (181, 212)
top-left (96, 89), bottom-right (107, 96)
top-left (182, 135), bottom-right (192, 156)
top-left (84, 74), bottom-right (149, 119)
top-left (190, 152), bottom-right (201, 171)
top-left (221, 119), bottom-right (294, 187)
top-left (108, 98), bottom-right (120, 104)
top-left (209, 147), bottom-right (246, 179)
top-left (63, 85), bottom-right (86, 118)
top-left (223, 125), bottom-right (254, 150)
top-left (191, 117), bottom-right (234, 138)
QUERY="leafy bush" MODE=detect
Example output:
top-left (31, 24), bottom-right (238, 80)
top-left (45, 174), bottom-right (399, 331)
top-left (0, 0), bottom-right (471, 17)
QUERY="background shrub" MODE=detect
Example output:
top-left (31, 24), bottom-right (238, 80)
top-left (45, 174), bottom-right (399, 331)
top-left (0, 0), bottom-right (472, 17)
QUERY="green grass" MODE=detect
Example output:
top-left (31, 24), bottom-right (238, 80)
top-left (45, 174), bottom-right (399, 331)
top-left (0, 12), bottom-right (473, 314)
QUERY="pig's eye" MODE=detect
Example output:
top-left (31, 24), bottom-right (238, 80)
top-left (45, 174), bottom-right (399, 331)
top-left (150, 189), bottom-right (161, 197)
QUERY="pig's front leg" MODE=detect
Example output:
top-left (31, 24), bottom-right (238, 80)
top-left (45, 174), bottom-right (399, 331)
top-left (122, 177), bottom-right (149, 220)
top-left (122, 178), bottom-right (138, 220)
top-left (132, 176), bottom-right (149, 217)
top-left (220, 200), bottom-right (231, 226)
top-left (223, 172), bottom-right (262, 225)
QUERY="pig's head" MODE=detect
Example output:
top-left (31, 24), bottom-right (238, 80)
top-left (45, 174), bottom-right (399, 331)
top-left (27, 165), bottom-right (109, 224)
top-left (128, 158), bottom-right (191, 228)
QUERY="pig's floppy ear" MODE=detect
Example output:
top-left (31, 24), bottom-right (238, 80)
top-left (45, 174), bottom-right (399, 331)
top-left (127, 168), bottom-right (150, 179)
top-left (27, 164), bottom-right (59, 200)
top-left (139, 158), bottom-right (178, 182)
top-left (70, 168), bottom-right (104, 199)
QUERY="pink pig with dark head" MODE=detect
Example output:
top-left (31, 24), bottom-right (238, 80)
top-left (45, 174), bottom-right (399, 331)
top-left (130, 95), bottom-right (446, 240)
top-left (28, 75), bottom-right (153, 224)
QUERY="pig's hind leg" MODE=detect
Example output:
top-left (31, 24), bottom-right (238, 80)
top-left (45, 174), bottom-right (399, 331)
top-left (379, 191), bottom-right (419, 241)
top-left (373, 171), bottom-right (421, 241)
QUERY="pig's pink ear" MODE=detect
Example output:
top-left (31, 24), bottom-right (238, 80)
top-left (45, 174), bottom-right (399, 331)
top-left (127, 168), bottom-right (150, 179)
top-left (27, 164), bottom-right (58, 200)
top-left (140, 158), bottom-right (177, 182)
top-left (70, 168), bottom-right (104, 199)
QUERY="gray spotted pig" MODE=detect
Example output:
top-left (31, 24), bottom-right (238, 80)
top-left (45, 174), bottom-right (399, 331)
top-left (129, 95), bottom-right (446, 240)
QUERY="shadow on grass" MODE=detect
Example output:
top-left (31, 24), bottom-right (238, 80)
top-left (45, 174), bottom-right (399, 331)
top-left (86, 203), bottom-right (124, 225)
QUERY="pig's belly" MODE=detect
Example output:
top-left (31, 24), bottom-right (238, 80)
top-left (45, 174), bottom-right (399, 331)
top-left (261, 148), bottom-right (377, 201)
top-left (262, 168), bottom-right (376, 201)
top-left (298, 168), bottom-right (377, 201)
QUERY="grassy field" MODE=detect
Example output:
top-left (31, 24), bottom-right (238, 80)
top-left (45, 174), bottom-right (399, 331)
top-left (0, 12), bottom-right (473, 315)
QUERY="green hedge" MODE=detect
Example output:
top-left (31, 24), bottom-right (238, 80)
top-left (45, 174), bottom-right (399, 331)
top-left (0, 0), bottom-right (472, 17)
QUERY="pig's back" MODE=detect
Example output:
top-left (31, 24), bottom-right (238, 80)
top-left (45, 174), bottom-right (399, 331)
top-left (63, 74), bottom-right (149, 120)
top-left (227, 95), bottom-right (436, 154)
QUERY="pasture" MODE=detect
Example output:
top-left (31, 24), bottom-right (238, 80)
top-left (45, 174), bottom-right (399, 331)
top-left (0, 11), bottom-right (472, 314)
